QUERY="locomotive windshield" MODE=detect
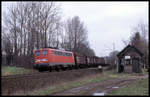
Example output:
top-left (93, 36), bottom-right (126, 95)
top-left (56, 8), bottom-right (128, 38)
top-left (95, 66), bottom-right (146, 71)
top-left (42, 50), bottom-right (48, 55)
top-left (35, 51), bottom-right (40, 56)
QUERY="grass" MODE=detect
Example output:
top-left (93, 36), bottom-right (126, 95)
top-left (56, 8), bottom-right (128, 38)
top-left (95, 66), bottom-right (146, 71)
top-left (9, 68), bottom-right (148, 95)
top-left (27, 70), bottom-right (138, 95)
top-left (107, 77), bottom-right (149, 96)
top-left (142, 68), bottom-right (149, 75)
top-left (1, 66), bottom-right (33, 76)
top-left (27, 74), bottom-right (113, 95)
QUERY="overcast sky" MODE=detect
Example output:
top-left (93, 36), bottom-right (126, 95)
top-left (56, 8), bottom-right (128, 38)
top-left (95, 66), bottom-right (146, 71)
top-left (2, 1), bottom-right (149, 57)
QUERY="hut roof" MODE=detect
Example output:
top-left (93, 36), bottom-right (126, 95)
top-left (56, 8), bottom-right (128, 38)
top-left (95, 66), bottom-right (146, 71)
top-left (117, 44), bottom-right (144, 58)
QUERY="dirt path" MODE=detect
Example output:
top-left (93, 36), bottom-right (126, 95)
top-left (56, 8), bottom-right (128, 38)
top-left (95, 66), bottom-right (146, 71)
top-left (52, 74), bottom-right (148, 95)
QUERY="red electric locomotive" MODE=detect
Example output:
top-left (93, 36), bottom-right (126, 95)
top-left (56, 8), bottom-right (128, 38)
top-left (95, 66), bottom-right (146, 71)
top-left (33, 48), bottom-right (107, 72)
top-left (33, 48), bottom-right (75, 71)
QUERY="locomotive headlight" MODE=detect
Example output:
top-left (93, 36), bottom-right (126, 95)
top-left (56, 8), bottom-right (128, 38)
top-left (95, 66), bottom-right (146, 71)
top-left (35, 59), bottom-right (41, 62)
top-left (41, 59), bottom-right (48, 61)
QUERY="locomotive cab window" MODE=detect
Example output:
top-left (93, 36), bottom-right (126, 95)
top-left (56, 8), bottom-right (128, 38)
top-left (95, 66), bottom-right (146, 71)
top-left (35, 51), bottom-right (40, 56)
top-left (42, 50), bottom-right (48, 55)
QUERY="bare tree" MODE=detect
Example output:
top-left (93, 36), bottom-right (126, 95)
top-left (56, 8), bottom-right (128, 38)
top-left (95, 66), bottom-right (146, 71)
top-left (122, 38), bottom-right (130, 47)
top-left (78, 43), bottom-right (95, 56)
top-left (2, 26), bottom-right (14, 65)
top-left (107, 50), bottom-right (119, 69)
top-left (61, 16), bottom-right (95, 56)
top-left (63, 16), bottom-right (88, 51)
top-left (2, 2), bottom-right (62, 67)
top-left (129, 21), bottom-right (148, 67)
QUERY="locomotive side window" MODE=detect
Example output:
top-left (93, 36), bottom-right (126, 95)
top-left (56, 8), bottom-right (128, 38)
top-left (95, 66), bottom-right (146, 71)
top-left (42, 50), bottom-right (48, 55)
top-left (35, 51), bottom-right (40, 56)
top-left (66, 53), bottom-right (72, 56)
top-left (53, 50), bottom-right (72, 56)
top-left (53, 51), bottom-right (58, 55)
top-left (53, 51), bottom-right (59, 55)
top-left (56, 51), bottom-right (62, 56)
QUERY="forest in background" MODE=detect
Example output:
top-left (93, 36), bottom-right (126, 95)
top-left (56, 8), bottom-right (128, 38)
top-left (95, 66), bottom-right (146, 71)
top-left (2, 2), bottom-right (149, 69)
top-left (2, 2), bottom-right (95, 68)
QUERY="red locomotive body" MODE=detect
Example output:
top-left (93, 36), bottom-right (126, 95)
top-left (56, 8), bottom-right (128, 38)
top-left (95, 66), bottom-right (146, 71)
top-left (34, 48), bottom-right (75, 71)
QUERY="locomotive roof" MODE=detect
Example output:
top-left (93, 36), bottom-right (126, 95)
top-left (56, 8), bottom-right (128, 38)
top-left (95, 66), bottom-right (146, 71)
top-left (35, 48), bottom-right (73, 53)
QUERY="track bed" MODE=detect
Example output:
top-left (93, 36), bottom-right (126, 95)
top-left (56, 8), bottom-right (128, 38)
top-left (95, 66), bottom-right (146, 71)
top-left (2, 68), bottom-right (101, 95)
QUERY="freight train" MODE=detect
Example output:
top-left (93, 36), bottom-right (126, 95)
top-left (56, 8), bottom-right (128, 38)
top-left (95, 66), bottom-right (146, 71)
top-left (33, 48), bottom-right (106, 72)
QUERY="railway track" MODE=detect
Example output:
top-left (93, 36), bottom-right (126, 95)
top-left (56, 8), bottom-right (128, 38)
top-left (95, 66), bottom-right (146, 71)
top-left (2, 67), bottom-right (101, 95)
top-left (2, 67), bottom-right (99, 79)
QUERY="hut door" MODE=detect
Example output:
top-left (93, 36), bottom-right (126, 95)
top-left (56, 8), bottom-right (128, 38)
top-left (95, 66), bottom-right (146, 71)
top-left (124, 56), bottom-right (132, 73)
top-left (132, 57), bottom-right (141, 73)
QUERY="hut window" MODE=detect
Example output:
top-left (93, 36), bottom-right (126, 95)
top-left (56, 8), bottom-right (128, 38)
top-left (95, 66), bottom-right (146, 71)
top-left (125, 56), bottom-right (130, 59)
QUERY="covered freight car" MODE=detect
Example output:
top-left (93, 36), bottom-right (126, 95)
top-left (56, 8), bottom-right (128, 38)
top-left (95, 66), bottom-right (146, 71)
top-left (74, 52), bottom-right (87, 68)
top-left (86, 56), bottom-right (105, 67)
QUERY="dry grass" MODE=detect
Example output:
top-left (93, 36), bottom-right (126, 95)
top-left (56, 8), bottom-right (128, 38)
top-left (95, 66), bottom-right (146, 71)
top-left (107, 77), bottom-right (149, 95)
top-left (2, 66), bottom-right (33, 76)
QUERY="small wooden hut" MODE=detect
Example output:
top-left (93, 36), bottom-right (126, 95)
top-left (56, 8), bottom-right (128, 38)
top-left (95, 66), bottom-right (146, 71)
top-left (116, 44), bottom-right (144, 73)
